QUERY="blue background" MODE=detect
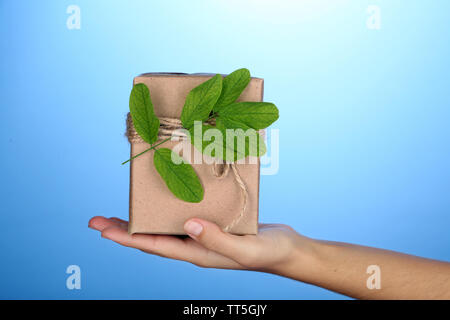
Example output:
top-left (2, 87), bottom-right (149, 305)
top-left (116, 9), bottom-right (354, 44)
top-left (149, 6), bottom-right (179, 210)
top-left (1, 0), bottom-right (449, 299)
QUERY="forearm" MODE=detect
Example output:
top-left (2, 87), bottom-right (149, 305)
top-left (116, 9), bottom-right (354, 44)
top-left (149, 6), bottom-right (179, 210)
top-left (273, 236), bottom-right (450, 299)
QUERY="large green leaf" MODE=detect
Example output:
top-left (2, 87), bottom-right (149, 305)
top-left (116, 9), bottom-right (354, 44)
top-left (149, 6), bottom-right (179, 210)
top-left (153, 148), bottom-right (204, 203)
top-left (180, 74), bottom-right (223, 129)
top-left (189, 123), bottom-right (265, 162)
top-left (215, 119), bottom-right (266, 158)
top-left (216, 101), bottom-right (279, 130)
top-left (213, 68), bottom-right (250, 112)
top-left (129, 83), bottom-right (160, 144)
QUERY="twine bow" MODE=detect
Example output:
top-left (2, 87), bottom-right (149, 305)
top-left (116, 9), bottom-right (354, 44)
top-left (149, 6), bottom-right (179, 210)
top-left (125, 113), bottom-right (247, 232)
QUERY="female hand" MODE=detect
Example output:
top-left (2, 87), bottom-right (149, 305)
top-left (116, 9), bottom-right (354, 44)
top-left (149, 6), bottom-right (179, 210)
top-left (88, 216), bottom-right (312, 274)
top-left (89, 216), bottom-right (450, 299)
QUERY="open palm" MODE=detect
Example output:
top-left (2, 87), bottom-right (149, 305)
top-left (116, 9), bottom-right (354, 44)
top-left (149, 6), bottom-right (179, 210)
top-left (89, 216), bottom-right (303, 272)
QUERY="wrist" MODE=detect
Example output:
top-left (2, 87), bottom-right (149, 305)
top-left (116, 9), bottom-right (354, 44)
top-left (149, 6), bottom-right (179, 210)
top-left (263, 233), bottom-right (324, 283)
top-left (259, 234), bottom-right (320, 282)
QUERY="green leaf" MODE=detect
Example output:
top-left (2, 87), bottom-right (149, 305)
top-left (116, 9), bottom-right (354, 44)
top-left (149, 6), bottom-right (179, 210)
top-left (216, 101), bottom-right (279, 130)
top-left (153, 148), bottom-right (204, 203)
top-left (180, 74), bottom-right (223, 129)
top-left (189, 123), bottom-right (265, 162)
top-left (189, 124), bottom-right (241, 162)
top-left (249, 133), bottom-right (266, 157)
top-left (129, 83), bottom-right (160, 144)
top-left (213, 68), bottom-right (251, 112)
top-left (215, 119), bottom-right (266, 158)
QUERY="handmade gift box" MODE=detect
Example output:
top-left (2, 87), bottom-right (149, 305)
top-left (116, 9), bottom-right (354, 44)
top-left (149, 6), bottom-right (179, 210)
top-left (126, 73), bottom-right (265, 235)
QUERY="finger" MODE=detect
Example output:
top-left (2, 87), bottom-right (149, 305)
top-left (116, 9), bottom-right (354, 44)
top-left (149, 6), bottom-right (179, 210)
top-left (101, 226), bottom-right (242, 269)
top-left (183, 218), bottom-right (259, 265)
top-left (109, 217), bottom-right (129, 229)
top-left (88, 216), bottom-right (127, 231)
top-left (89, 216), bottom-right (113, 231)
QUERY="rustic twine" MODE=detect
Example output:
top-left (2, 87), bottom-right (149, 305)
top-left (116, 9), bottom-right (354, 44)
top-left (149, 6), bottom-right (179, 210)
top-left (125, 113), bottom-right (247, 232)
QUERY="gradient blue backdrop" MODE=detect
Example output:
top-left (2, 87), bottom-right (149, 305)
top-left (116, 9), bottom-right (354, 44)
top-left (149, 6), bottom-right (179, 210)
top-left (1, 0), bottom-right (449, 299)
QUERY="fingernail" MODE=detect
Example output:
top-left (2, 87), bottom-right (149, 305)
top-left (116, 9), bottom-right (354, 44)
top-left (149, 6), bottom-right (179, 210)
top-left (184, 220), bottom-right (203, 237)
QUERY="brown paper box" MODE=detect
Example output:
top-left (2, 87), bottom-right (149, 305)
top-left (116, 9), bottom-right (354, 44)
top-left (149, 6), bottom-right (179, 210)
top-left (128, 73), bottom-right (264, 235)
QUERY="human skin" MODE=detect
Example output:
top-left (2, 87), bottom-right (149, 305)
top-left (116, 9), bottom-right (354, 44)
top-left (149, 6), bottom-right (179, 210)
top-left (88, 216), bottom-right (450, 299)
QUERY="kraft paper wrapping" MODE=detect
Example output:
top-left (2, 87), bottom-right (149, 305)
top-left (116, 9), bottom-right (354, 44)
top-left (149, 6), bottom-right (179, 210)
top-left (128, 73), bottom-right (263, 235)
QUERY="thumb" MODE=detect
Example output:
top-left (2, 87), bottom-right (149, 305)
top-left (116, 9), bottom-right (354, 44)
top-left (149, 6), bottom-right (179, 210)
top-left (184, 218), bottom-right (250, 262)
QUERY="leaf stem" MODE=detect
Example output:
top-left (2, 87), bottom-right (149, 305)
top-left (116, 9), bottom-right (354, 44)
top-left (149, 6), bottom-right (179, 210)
top-left (121, 137), bottom-right (171, 165)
